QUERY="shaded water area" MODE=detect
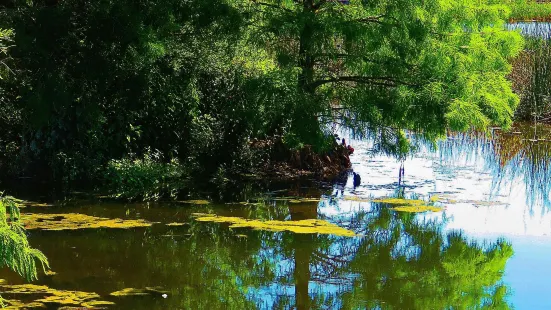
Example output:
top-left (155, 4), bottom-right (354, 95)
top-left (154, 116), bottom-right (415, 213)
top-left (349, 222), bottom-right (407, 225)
top-left (3, 123), bottom-right (551, 308)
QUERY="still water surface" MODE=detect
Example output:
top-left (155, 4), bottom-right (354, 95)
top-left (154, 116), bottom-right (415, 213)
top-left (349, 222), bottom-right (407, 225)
top-left (2, 124), bottom-right (551, 309)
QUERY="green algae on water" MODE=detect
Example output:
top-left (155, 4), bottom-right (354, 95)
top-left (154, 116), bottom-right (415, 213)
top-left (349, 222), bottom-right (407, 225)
top-left (0, 283), bottom-right (111, 308)
top-left (192, 213), bottom-right (355, 237)
top-left (21, 213), bottom-right (154, 231)
top-left (372, 197), bottom-right (443, 213)
top-left (390, 205), bottom-right (442, 213)
top-left (288, 198), bottom-right (321, 203)
top-left (177, 200), bottom-right (210, 205)
top-left (110, 287), bottom-right (168, 297)
top-left (2, 299), bottom-right (46, 309)
top-left (372, 198), bottom-right (425, 205)
top-left (166, 222), bottom-right (187, 226)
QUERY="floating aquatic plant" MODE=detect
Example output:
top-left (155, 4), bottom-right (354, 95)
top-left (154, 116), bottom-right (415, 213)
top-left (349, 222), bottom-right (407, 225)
top-left (166, 222), bottom-right (187, 226)
top-left (192, 213), bottom-right (355, 237)
top-left (390, 205), bottom-right (443, 213)
top-left (371, 198), bottom-right (425, 205)
top-left (342, 196), bottom-right (372, 202)
top-left (288, 198), bottom-right (321, 203)
top-left (372, 197), bottom-right (443, 213)
top-left (0, 283), bottom-right (111, 308)
top-left (178, 200), bottom-right (210, 205)
top-left (21, 213), bottom-right (154, 231)
top-left (110, 287), bottom-right (168, 297)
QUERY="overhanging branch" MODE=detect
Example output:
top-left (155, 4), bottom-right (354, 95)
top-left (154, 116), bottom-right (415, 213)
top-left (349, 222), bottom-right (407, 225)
top-left (251, 0), bottom-right (293, 12)
top-left (309, 75), bottom-right (419, 89)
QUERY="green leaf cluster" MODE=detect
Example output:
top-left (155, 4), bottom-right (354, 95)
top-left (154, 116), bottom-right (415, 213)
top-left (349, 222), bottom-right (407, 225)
top-left (0, 194), bottom-right (48, 281)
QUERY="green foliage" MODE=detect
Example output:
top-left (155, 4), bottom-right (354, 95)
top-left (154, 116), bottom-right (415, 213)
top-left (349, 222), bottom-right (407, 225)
top-left (0, 0), bottom-right (527, 190)
top-left (0, 28), bottom-right (13, 79)
top-left (237, 0), bottom-right (523, 153)
top-left (506, 0), bottom-right (551, 21)
top-left (0, 194), bottom-right (49, 281)
top-left (105, 150), bottom-right (189, 201)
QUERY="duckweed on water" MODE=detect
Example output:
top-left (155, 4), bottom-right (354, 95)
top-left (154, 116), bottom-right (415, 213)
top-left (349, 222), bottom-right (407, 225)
top-left (0, 283), bottom-right (111, 308)
top-left (390, 205), bottom-right (443, 213)
top-left (192, 213), bottom-right (355, 237)
top-left (166, 222), bottom-right (187, 226)
top-left (373, 197), bottom-right (443, 213)
top-left (21, 213), bottom-right (154, 231)
top-left (110, 288), bottom-right (149, 297)
top-left (342, 196), bottom-right (372, 202)
top-left (372, 198), bottom-right (425, 205)
top-left (288, 198), bottom-right (321, 203)
top-left (177, 200), bottom-right (210, 205)
top-left (110, 287), bottom-right (168, 297)
top-left (2, 299), bottom-right (45, 309)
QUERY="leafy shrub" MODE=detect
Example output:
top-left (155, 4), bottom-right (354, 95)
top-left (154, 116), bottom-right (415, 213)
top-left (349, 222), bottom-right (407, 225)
top-left (105, 150), bottom-right (189, 201)
top-left (0, 193), bottom-right (49, 281)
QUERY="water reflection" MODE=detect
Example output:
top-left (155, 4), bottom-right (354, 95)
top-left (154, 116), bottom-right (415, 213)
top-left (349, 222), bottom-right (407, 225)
top-left (507, 22), bottom-right (551, 39)
top-left (0, 194), bottom-right (513, 309)
top-left (442, 124), bottom-right (551, 211)
top-left (6, 124), bottom-right (551, 308)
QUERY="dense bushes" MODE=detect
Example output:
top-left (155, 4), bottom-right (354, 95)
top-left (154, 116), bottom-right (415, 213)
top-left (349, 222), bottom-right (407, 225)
top-left (0, 0), bottom-right (527, 197)
top-left (105, 150), bottom-right (189, 201)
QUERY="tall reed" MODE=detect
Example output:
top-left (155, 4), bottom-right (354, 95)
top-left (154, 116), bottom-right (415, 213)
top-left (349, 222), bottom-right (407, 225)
top-left (510, 26), bottom-right (551, 122)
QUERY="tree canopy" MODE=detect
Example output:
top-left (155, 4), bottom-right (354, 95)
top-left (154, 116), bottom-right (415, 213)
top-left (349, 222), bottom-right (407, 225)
top-left (0, 0), bottom-right (525, 185)
top-left (237, 0), bottom-right (523, 153)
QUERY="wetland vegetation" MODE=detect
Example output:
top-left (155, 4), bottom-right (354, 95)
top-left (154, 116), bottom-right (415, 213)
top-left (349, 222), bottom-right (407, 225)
top-left (2, 0), bottom-right (551, 309)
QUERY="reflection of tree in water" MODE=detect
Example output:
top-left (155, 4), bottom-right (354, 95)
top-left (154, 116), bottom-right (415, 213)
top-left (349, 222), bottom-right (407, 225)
top-left (103, 197), bottom-right (512, 309)
top-left (440, 125), bottom-right (551, 211)
top-left (256, 201), bottom-right (512, 309)
top-left (341, 205), bottom-right (512, 309)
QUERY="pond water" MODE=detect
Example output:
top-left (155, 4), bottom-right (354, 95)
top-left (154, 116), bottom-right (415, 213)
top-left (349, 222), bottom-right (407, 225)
top-left (2, 123), bottom-right (551, 309)
top-left (507, 22), bottom-right (551, 39)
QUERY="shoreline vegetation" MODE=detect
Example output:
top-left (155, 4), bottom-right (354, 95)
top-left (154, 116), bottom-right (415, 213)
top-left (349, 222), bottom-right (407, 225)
top-left (0, 0), bottom-right (548, 200)
top-left (0, 2), bottom-right (548, 197)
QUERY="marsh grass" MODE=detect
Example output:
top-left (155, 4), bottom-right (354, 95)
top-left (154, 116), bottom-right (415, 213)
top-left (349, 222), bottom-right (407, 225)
top-left (510, 35), bottom-right (551, 122)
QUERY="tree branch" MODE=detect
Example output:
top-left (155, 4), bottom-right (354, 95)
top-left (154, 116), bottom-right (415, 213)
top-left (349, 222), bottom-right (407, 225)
top-left (309, 75), bottom-right (419, 89)
top-left (251, 0), bottom-right (293, 12)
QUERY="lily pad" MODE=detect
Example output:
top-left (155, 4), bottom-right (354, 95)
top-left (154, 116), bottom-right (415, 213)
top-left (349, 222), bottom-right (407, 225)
top-left (192, 213), bottom-right (355, 237)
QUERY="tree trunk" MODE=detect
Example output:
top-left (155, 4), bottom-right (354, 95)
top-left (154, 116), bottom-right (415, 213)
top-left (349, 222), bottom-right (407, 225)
top-left (298, 0), bottom-right (315, 94)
